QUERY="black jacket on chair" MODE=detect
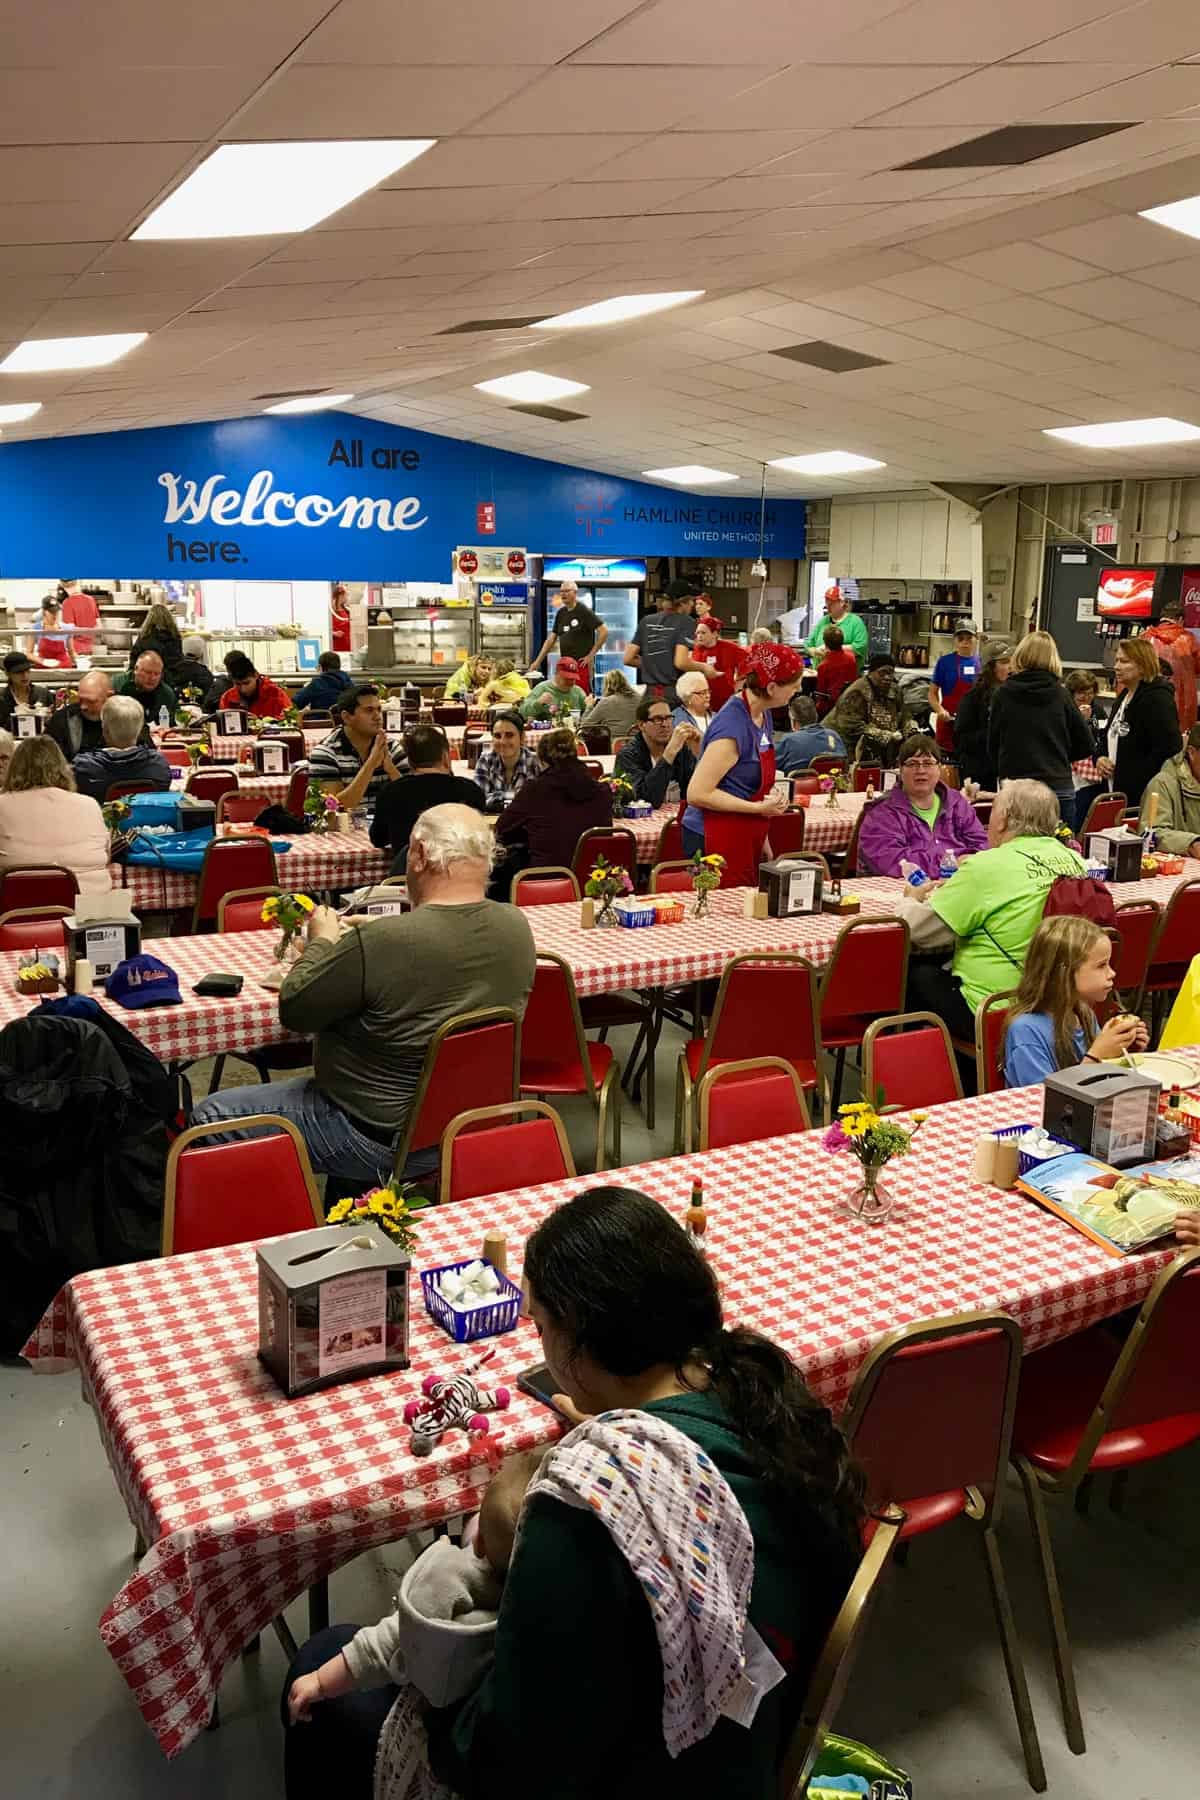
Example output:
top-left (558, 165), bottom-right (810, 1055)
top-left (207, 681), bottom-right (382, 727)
top-left (1113, 676), bottom-right (1182, 808)
top-left (987, 669), bottom-right (1092, 790)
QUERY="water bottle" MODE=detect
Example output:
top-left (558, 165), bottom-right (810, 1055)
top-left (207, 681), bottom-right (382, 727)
top-left (899, 859), bottom-right (927, 889)
top-left (158, 706), bottom-right (170, 727)
top-left (938, 849), bottom-right (959, 882)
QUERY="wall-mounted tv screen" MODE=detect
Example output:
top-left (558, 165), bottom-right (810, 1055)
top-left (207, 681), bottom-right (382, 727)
top-left (1096, 567), bottom-right (1157, 619)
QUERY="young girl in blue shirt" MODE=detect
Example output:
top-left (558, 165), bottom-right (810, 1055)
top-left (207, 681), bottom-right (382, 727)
top-left (1003, 914), bottom-right (1148, 1087)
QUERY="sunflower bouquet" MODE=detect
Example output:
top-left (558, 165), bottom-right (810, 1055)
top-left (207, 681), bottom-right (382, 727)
top-left (261, 890), bottom-right (314, 961)
top-left (585, 854), bottom-right (633, 924)
top-left (688, 849), bottom-right (725, 917)
top-left (820, 767), bottom-right (852, 808)
top-left (185, 740), bottom-right (211, 769)
top-left (605, 773), bottom-right (635, 817)
top-left (326, 1182), bottom-right (428, 1254)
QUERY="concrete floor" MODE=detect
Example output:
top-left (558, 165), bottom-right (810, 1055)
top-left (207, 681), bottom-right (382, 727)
top-left (4, 1024), bottom-right (1199, 1798)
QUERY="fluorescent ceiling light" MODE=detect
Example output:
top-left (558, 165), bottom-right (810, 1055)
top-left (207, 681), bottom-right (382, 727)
top-left (538, 291), bottom-right (704, 329)
top-left (474, 370), bottom-right (590, 403)
top-left (643, 464), bottom-right (737, 485)
top-left (1139, 195), bottom-right (1200, 242)
top-left (769, 451), bottom-right (887, 475)
top-left (0, 333), bottom-right (147, 372)
top-left (0, 401), bottom-right (42, 423)
top-left (1044, 417), bottom-right (1200, 448)
top-left (132, 140), bottom-right (436, 241)
top-left (263, 393), bottom-right (354, 415)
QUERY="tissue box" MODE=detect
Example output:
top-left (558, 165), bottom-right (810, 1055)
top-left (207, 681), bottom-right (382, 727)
top-left (759, 856), bottom-right (823, 916)
top-left (62, 908), bottom-right (141, 981)
top-left (11, 712), bottom-right (43, 739)
top-left (625, 799), bottom-right (652, 818)
top-left (1086, 827), bottom-right (1142, 882)
top-left (254, 738), bottom-right (291, 774)
top-left (211, 708), bottom-right (247, 737)
top-left (1043, 1064), bottom-right (1161, 1168)
top-left (257, 1221), bottom-right (410, 1398)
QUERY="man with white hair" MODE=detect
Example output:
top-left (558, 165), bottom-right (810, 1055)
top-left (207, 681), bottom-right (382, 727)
top-left (527, 578), bottom-right (608, 685)
top-left (45, 669), bottom-right (114, 759)
top-left (192, 804), bottom-right (536, 1183)
top-left (72, 694), bottom-right (173, 801)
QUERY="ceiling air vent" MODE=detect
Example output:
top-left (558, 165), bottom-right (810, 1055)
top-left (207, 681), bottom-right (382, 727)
top-left (508, 403), bottom-right (589, 421)
top-left (897, 121), bottom-right (1134, 170)
top-left (771, 341), bottom-right (888, 372)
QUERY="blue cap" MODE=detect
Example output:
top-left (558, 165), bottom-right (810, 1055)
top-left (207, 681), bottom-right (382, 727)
top-left (105, 953), bottom-right (182, 1009)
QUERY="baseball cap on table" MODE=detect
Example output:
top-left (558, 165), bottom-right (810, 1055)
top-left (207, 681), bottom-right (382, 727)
top-left (106, 953), bottom-right (182, 1009)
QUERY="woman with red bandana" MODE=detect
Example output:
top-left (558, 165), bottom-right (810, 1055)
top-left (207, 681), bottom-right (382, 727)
top-left (690, 615), bottom-right (747, 713)
top-left (682, 642), bottom-right (805, 888)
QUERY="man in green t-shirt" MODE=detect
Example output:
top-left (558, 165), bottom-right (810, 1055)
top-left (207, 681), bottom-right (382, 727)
top-left (895, 778), bottom-right (1085, 1052)
top-left (520, 658), bottom-right (588, 722)
top-left (804, 585), bottom-right (869, 669)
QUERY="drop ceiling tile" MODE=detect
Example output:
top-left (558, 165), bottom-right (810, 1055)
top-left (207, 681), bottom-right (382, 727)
top-left (750, 298), bottom-right (887, 339)
top-left (0, 142), bottom-right (200, 211)
top-left (876, 266), bottom-right (1016, 307)
top-left (896, 313), bottom-right (1019, 350)
top-left (976, 337), bottom-right (1118, 375)
top-left (808, 0), bottom-right (1127, 65)
top-left (0, 201), bottom-right (140, 243)
top-left (394, 135), bottom-right (649, 188)
top-left (1051, 320), bottom-right (1184, 361)
top-left (299, 0), bottom-right (637, 63)
top-left (0, 0), bottom-right (332, 68)
top-left (693, 65), bottom-right (969, 132)
top-left (800, 285), bottom-right (938, 326)
top-left (1037, 213), bottom-right (1200, 270)
top-left (1046, 273), bottom-right (1198, 321)
top-left (966, 293), bottom-right (1098, 334)
top-left (767, 127), bottom-right (984, 177)
top-left (870, 61), bottom-right (1142, 127)
top-left (586, 130), bottom-right (823, 181)
top-left (509, 177), bottom-right (715, 218)
top-left (229, 64), bottom-right (540, 138)
top-left (0, 67), bottom-right (262, 143)
top-left (1022, 0), bottom-right (1200, 63)
top-left (902, 193), bottom-right (1116, 259)
top-left (1037, 63), bottom-right (1200, 124)
top-left (948, 242), bottom-right (1102, 291)
top-left (465, 64), bottom-right (773, 134)
top-left (1122, 312), bottom-right (1200, 350)
top-left (317, 184), bottom-right (556, 231)
top-left (1132, 255), bottom-right (1200, 299)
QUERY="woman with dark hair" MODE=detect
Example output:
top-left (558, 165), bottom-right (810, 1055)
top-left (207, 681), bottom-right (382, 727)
top-left (128, 601), bottom-right (183, 681)
top-left (682, 641), bottom-right (805, 885)
top-left (952, 645), bottom-right (1010, 788)
top-left (1098, 635), bottom-right (1182, 809)
top-left (281, 1186), bottom-right (865, 1800)
top-left (493, 725), bottom-right (612, 876)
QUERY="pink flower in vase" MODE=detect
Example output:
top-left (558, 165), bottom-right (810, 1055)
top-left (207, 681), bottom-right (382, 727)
top-left (323, 794), bottom-right (340, 815)
top-left (823, 1122), bottom-right (849, 1152)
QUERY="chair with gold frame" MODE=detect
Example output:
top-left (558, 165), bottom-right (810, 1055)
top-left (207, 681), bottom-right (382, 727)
top-left (389, 1007), bottom-right (521, 1180)
top-left (438, 1101), bottom-right (575, 1205)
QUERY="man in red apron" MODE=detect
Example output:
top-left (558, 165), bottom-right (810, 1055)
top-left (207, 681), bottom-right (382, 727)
top-left (928, 624), bottom-right (980, 756)
top-left (682, 642), bottom-right (804, 888)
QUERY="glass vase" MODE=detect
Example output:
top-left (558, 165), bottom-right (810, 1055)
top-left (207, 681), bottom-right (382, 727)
top-left (693, 886), bottom-right (711, 918)
top-left (844, 1165), bottom-right (893, 1224)
top-left (596, 898), bottom-right (618, 927)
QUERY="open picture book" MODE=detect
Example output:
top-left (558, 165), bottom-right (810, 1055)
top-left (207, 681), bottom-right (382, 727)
top-left (1017, 1151), bottom-right (1200, 1256)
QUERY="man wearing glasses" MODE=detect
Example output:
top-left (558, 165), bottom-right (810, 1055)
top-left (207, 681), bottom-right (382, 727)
top-left (857, 733), bottom-right (989, 878)
top-left (614, 694), bottom-right (700, 807)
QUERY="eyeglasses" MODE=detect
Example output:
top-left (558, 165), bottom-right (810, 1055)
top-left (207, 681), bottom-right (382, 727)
top-left (646, 712), bottom-right (672, 724)
top-left (901, 755), bottom-right (939, 768)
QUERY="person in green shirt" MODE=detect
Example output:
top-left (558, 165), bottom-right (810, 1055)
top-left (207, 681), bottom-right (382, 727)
top-left (279, 1187), bottom-right (866, 1800)
top-left (897, 776), bottom-right (1085, 1049)
top-left (114, 650), bottom-right (176, 725)
top-left (519, 658), bottom-right (588, 722)
top-left (804, 585), bottom-right (869, 670)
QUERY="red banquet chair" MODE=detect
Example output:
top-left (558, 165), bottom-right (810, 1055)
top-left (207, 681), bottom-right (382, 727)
top-left (1012, 1250), bottom-right (1200, 1754)
top-left (104, 779), bottom-right (158, 802)
top-left (284, 767), bottom-right (310, 815)
top-left (186, 768), bottom-right (238, 806)
top-left (852, 764), bottom-right (882, 793)
top-left (675, 952), bottom-right (820, 1153)
top-left (432, 703), bottom-right (467, 726)
top-left (697, 1056), bottom-right (811, 1151)
top-left (215, 885), bottom-right (281, 933)
top-left (810, 754), bottom-right (846, 775)
top-left (162, 1115), bottom-right (323, 1255)
top-left (511, 866), bottom-right (580, 906)
top-left (974, 989), bottom-right (1016, 1094)
top-left (1079, 790), bottom-right (1128, 841)
top-left (161, 746), bottom-right (192, 770)
top-left (0, 866), bottom-right (77, 915)
top-left (391, 1007), bottom-right (521, 1177)
top-left (0, 904), bottom-right (72, 952)
top-left (766, 810), bottom-right (806, 857)
top-left (654, 815), bottom-right (684, 865)
top-left (1144, 877), bottom-right (1200, 1035)
top-left (579, 727), bottom-right (611, 755)
top-left (862, 1012), bottom-right (962, 1112)
top-left (649, 860), bottom-right (693, 894)
top-left (570, 825), bottom-right (638, 890)
top-left (520, 953), bottom-right (622, 1170)
top-left (438, 1101), bottom-right (575, 1205)
top-left (843, 1311), bottom-right (1046, 1792)
top-left (818, 918), bottom-right (910, 1112)
top-left (216, 791), bottom-right (267, 825)
top-left (839, 799), bottom-right (880, 878)
top-left (1110, 899), bottom-right (1160, 1015)
top-left (191, 837), bottom-right (279, 933)
top-left (791, 771), bottom-right (822, 795)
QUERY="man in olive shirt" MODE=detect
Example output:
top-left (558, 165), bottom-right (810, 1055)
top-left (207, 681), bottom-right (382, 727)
top-left (192, 805), bottom-right (535, 1182)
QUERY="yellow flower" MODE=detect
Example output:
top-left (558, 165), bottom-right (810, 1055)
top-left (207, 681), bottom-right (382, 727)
top-left (326, 1198), bottom-right (353, 1223)
top-left (294, 894), bottom-right (315, 913)
top-left (261, 898), bottom-right (280, 923)
top-left (911, 1111), bottom-right (929, 1123)
top-left (839, 1101), bottom-right (870, 1116)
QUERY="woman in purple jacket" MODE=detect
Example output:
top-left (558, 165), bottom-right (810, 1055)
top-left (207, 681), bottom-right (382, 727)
top-left (858, 733), bottom-right (988, 878)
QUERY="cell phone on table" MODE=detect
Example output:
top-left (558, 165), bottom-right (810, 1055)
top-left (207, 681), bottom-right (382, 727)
top-left (517, 1363), bottom-right (573, 1420)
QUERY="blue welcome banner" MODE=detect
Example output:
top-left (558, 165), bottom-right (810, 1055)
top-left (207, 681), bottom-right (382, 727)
top-left (0, 411), bottom-right (805, 578)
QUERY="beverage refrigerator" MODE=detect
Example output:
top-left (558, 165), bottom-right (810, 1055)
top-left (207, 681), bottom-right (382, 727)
top-left (540, 555), bottom-right (646, 695)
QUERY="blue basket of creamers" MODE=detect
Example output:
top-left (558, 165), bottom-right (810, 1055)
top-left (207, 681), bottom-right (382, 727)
top-left (421, 1258), bottom-right (522, 1343)
top-left (991, 1124), bottom-right (1075, 1176)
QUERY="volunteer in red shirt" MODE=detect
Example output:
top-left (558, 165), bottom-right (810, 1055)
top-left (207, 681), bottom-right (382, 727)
top-left (814, 625), bottom-right (858, 716)
top-left (330, 584), bottom-right (352, 655)
top-left (691, 615), bottom-right (747, 712)
top-left (218, 651), bottom-right (291, 719)
top-left (59, 580), bottom-right (100, 658)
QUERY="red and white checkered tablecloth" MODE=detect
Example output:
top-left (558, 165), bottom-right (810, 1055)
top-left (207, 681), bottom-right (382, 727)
top-left (170, 770), bottom-right (291, 805)
top-left (526, 879), bottom-right (905, 989)
top-left (22, 1083), bottom-right (1175, 1757)
top-left (0, 932), bottom-right (301, 1063)
top-left (114, 828), bottom-right (390, 913)
top-left (797, 791), bottom-right (866, 855)
top-left (1072, 759), bottom-right (1101, 783)
top-left (206, 727), bottom-right (329, 764)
